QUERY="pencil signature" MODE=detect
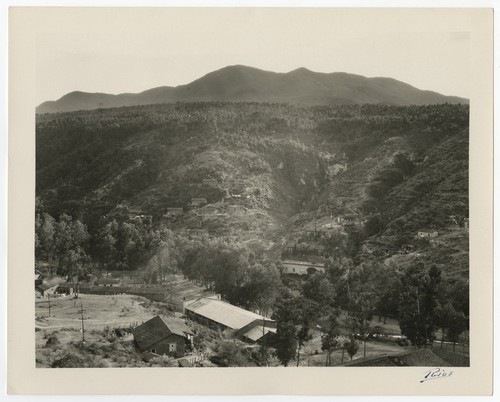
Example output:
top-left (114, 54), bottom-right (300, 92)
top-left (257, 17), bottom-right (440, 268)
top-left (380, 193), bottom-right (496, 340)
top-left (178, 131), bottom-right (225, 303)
top-left (420, 368), bottom-right (454, 383)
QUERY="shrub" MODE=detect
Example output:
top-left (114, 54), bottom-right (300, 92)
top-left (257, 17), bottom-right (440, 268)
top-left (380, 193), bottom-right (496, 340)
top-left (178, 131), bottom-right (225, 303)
top-left (45, 334), bottom-right (60, 348)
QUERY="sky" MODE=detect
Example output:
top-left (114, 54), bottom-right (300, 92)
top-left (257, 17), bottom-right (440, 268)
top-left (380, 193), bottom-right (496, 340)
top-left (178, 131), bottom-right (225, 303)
top-left (35, 8), bottom-right (470, 105)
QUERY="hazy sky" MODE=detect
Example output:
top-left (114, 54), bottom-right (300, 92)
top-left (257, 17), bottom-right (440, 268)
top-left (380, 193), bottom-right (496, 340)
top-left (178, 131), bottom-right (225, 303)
top-left (36, 8), bottom-right (470, 104)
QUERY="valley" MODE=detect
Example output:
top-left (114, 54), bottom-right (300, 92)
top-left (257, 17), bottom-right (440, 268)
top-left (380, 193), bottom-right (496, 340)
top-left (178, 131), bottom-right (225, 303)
top-left (35, 100), bottom-right (470, 367)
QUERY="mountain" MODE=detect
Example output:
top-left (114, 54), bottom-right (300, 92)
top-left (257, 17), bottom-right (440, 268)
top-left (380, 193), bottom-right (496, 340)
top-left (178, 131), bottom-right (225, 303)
top-left (36, 65), bottom-right (468, 114)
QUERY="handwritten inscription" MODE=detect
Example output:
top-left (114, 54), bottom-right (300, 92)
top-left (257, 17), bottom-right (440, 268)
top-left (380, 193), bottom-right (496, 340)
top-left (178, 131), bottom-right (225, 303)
top-left (420, 368), bottom-right (454, 383)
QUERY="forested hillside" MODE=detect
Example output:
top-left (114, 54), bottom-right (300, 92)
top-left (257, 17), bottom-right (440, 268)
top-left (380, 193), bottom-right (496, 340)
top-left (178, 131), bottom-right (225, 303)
top-left (36, 101), bottom-right (469, 358)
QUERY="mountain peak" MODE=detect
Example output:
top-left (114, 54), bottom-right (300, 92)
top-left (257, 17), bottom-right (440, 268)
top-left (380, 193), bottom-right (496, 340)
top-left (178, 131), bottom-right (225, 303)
top-left (36, 65), bottom-right (468, 114)
top-left (288, 67), bottom-right (314, 75)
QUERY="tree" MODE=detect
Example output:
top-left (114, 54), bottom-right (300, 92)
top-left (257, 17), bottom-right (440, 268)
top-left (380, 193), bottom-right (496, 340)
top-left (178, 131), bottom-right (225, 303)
top-left (210, 340), bottom-right (250, 367)
top-left (94, 220), bottom-right (119, 275)
top-left (458, 330), bottom-right (469, 355)
top-left (351, 291), bottom-right (378, 358)
top-left (321, 309), bottom-right (341, 366)
top-left (146, 237), bottom-right (178, 285)
top-left (54, 214), bottom-right (90, 278)
top-left (364, 215), bottom-right (385, 237)
top-left (446, 308), bottom-right (468, 352)
top-left (392, 153), bottom-right (415, 176)
top-left (302, 273), bottom-right (335, 306)
top-left (325, 256), bottom-right (354, 308)
top-left (398, 262), bottom-right (441, 348)
top-left (35, 211), bottom-right (57, 272)
top-left (238, 263), bottom-right (281, 315)
top-left (272, 290), bottom-right (320, 367)
top-left (344, 338), bottom-right (359, 361)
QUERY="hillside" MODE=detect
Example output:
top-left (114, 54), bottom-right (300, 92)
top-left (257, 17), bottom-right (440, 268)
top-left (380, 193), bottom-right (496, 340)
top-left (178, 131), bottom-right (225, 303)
top-left (36, 102), bottom-right (469, 276)
top-left (36, 65), bottom-right (468, 114)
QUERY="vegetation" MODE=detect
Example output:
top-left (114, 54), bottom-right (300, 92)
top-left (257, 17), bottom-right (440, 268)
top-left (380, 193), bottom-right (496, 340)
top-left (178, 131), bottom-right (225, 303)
top-left (35, 101), bottom-right (470, 366)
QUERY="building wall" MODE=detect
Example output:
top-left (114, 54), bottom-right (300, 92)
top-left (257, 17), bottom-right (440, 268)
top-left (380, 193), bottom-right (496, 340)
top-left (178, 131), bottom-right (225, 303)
top-left (418, 231), bottom-right (438, 238)
top-left (148, 334), bottom-right (186, 357)
top-left (282, 263), bottom-right (325, 276)
top-left (57, 286), bottom-right (74, 295)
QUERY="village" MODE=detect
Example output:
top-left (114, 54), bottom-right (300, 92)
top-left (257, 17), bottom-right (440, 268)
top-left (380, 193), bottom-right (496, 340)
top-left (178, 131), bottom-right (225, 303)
top-left (35, 188), bottom-right (469, 368)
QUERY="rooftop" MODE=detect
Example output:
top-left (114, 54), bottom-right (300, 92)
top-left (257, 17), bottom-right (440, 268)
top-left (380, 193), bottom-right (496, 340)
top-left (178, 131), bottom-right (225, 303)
top-left (132, 315), bottom-right (193, 351)
top-left (282, 260), bottom-right (325, 268)
top-left (185, 297), bottom-right (271, 330)
top-left (241, 325), bottom-right (277, 342)
top-left (37, 276), bottom-right (65, 290)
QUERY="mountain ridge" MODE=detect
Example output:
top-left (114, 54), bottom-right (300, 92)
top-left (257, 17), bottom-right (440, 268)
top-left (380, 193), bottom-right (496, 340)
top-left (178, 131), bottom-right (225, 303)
top-left (37, 65), bottom-right (468, 114)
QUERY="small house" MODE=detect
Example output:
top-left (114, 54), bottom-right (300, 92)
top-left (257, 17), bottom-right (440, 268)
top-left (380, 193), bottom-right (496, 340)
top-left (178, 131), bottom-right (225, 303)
top-left (417, 229), bottom-right (438, 238)
top-left (191, 198), bottom-right (207, 207)
top-left (35, 277), bottom-right (65, 296)
top-left (338, 214), bottom-right (362, 225)
top-left (335, 197), bottom-right (356, 207)
top-left (284, 241), bottom-right (296, 254)
top-left (97, 278), bottom-right (120, 287)
top-left (123, 278), bottom-right (144, 288)
top-left (281, 260), bottom-right (325, 276)
top-left (166, 207), bottom-right (184, 217)
top-left (132, 315), bottom-right (194, 357)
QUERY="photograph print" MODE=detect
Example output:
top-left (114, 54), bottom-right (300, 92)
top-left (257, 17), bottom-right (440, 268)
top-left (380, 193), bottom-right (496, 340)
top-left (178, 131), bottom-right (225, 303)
top-left (34, 8), bottom-right (471, 370)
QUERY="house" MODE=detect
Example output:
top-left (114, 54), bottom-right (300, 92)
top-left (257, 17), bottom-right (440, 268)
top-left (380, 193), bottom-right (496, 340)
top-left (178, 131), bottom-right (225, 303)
top-left (183, 296), bottom-right (276, 343)
top-left (127, 209), bottom-right (152, 221)
top-left (166, 207), bottom-right (184, 217)
top-left (35, 277), bottom-right (65, 296)
top-left (96, 278), bottom-right (120, 287)
top-left (56, 282), bottom-right (75, 296)
top-left (284, 241), bottom-right (297, 254)
top-left (338, 214), bottom-right (362, 225)
top-left (123, 278), bottom-right (144, 288)
top-left (335, 197), bottom-right (356, 207)
top-left (191, 198), bottom-right (207, 207)
top-left (417, 229), bottom-right (438, 238)
top-left (281, 260), bottom-right (326, 276)
top-left (132, 315), bottom-right (194, 357)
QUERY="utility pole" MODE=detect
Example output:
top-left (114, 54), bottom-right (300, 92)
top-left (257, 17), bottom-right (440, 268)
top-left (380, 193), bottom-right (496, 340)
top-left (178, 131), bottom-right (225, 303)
top-left (78, 302), bottom-right (87, 344)
top-left (47, 293), bottom-right (51, 317)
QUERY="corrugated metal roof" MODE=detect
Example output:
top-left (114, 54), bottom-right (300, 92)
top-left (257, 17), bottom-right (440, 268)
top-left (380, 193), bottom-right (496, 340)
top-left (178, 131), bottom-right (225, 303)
top-left (132, 315), bottom-right (193, 351)
top-left (37, 277), bottom-right (65, 290)
top-left (185, 298), bottom-right (269, 330)
top-left (242, 326), bottom-right (277, 342)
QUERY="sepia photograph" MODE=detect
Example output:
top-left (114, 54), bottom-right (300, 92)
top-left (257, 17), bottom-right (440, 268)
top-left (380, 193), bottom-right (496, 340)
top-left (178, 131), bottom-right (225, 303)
top-left (6, 5), bottom-right (494, 396)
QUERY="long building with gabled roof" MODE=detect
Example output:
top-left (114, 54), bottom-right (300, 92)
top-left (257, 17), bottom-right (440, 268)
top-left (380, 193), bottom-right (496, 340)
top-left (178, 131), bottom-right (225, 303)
top-left (183, 296), bottom-right (276, 343)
